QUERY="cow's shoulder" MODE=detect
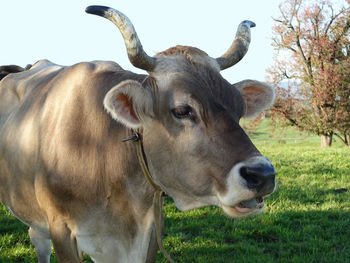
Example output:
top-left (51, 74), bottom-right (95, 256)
top-left (62, 60), bottom-right (123, 78)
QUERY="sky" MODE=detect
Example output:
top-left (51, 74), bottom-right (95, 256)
top-left (1, 0), bottom-right (283, 84)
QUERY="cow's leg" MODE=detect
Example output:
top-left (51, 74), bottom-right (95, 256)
top-left (49, 219), bottom-right (82, 263)
top-left (28, 227), bottom-right (51, 263)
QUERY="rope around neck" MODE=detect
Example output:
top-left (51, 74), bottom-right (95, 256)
top-left (122, 131), bottom-right (175, 263)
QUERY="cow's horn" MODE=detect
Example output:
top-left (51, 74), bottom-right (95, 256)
top-left (216, 20), bottom-right (255, 71)
top-left (86, 6), bottom-right (156, 71)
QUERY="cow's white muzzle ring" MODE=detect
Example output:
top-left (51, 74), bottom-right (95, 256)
top-left (122, 131), bottom-right (175, 263)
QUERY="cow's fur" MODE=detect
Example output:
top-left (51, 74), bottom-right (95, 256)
top-left (0, 26), bottom-right (275, 263)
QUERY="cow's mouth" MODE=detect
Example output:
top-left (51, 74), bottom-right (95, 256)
top-left (236, 196), bottom-right (264, 211)
top-left (221, 196), bottom-right (265, 218)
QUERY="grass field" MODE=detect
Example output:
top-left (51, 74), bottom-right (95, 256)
top-left (1, 120), bottom-right (349, 262)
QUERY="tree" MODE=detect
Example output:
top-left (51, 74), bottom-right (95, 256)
top-left (268, 0), bottom-right (350, 147)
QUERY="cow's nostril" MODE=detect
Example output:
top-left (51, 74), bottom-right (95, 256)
top-left (240, 167), bottom-right (262, 187)
top-left (239, 164), bottom-right (275, 194)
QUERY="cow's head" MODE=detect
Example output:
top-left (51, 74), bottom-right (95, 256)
top-left (87, 6), bottom-right (275, 218)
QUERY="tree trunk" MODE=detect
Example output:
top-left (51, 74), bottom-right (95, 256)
top-left (320, 134), bottom-right (333, 147)
top-left (345, 133), bottom-right (350, 146)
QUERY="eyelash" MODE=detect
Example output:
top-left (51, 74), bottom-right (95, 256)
top-left (171, 105), bottom-right (196, 121)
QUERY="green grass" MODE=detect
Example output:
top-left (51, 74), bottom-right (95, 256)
top-left (159, 141), bottom-right (350, 263)
top-left (1, 122), bottom-right (349, 262)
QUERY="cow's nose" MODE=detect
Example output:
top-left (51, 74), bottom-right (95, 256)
top-left (240, 163), bottom-right (275, 195)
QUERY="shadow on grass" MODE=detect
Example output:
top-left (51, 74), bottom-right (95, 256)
top-left (1, 203), bottom-right (349, 263)
top-left (162, 208), bottom-right (350, 263)
top-left (272, 179), bottom-right (349, 207)
top-left (0, 212), bottom-right (28, 235)
top-left (0, 207), bottom-right (37, 263)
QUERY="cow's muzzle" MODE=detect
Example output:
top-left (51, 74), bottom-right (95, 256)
top-left (218, 156), bottom-right (275, 218)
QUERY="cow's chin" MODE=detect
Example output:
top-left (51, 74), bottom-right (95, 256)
top-left (169, 192), bottom-right (220, 212)
top-left (170, 194), bottom-right (265, 219)
top-left (167, 189), bottom-right (266, 218)
top-left (172, 196), bottom-right (216, 212)
top-left (220, 197), bottom-right (265, 218)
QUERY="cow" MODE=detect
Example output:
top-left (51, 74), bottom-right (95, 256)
top-left (0, 64), bottom-right (31, 81)
top-left (0, 5), bottom-right (275, 263)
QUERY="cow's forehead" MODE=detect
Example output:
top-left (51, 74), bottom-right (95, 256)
top-left (153, 46), bottom-right (221, 73)
top-left (150, 57), bottom-right (245, 119)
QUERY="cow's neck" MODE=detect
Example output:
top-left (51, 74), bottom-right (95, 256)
top-left (100, 155), bottom-right (156, 262)
top-left (121, 130), bottom-right (174, 263)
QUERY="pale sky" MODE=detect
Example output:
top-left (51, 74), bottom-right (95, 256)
top-left (1, 1), bottom-right (282, 84)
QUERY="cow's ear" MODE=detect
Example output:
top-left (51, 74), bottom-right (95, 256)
top-left (234, 80), bottom-right (275, 118)
top-left (104, 80), bottom-right (154, 128)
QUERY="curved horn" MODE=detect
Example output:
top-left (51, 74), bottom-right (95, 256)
top-left (86, 6), bottom-right (156, 71)
top-left (216, 20), bottom-right (256, 71)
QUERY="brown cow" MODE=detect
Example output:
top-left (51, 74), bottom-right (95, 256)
top-left (0, 5), bottom-right (275, 263)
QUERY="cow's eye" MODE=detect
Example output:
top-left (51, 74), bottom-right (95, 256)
top-left (171, 105), bottom-right (196, 121)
